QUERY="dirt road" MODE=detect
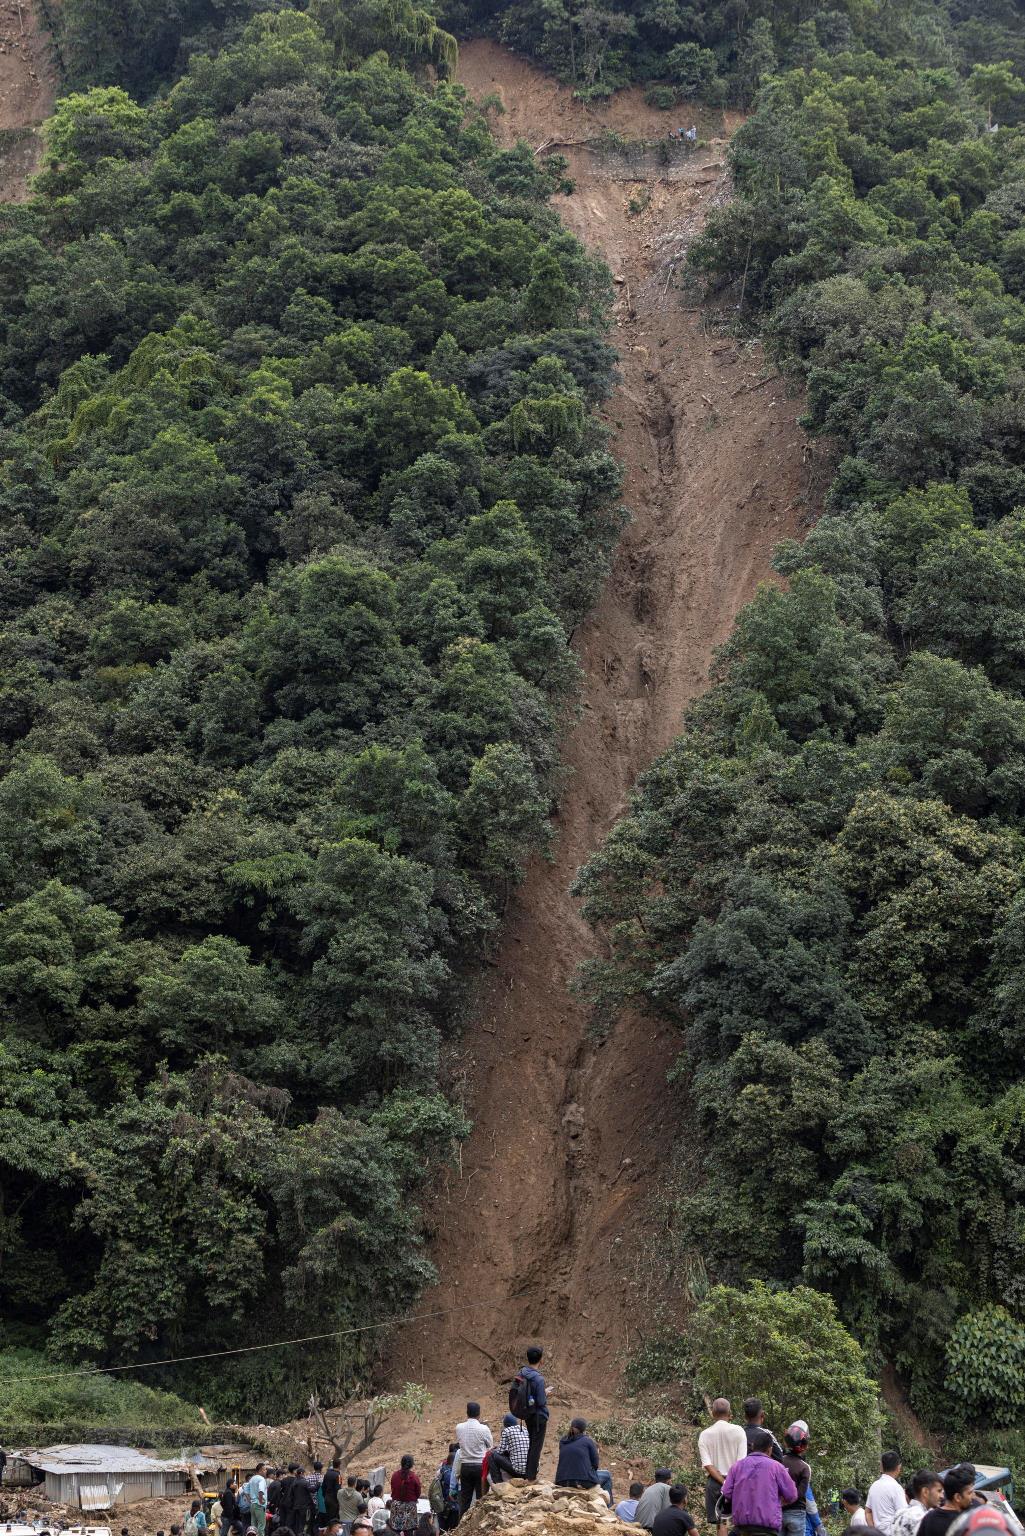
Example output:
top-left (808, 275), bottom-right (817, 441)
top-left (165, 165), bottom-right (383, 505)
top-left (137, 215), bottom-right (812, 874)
top-left (0, 0), bottom-right (56, 200)
top-left (389, 41), bottom-right (821, 1412)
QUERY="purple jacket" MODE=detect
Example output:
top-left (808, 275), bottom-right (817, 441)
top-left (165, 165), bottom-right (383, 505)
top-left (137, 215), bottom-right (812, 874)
top-left (721, 1454), bottom-right (798, 1530)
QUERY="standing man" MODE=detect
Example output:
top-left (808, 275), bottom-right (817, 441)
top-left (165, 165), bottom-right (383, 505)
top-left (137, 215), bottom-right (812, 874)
top-left (866, 1455), bottom-right (908, 1534)
top-left (337, 1477), bottom-right (361, 1536)
top-left (304, 1463), bottom-right (323, 1536)
top-left (780, 1425), bottom-right (811, 1536)
top-left (247, 1466), bottom-right (269, 1536)
top-left (720, 1431), bottom-right (797, 1536)
top-left (322, 1460), bottom-right (341, 1528)
top-left (519, 1345), bottom-right (550, 1481)
top-left (742, 1401), bottom-right (784, 1462)
top-left (892, 1475), bottom-right (943, 1536)
top-left (456, 1401), bottom-right (494, 1515)
top-left (699, 1399), bottom-right (748, 1536)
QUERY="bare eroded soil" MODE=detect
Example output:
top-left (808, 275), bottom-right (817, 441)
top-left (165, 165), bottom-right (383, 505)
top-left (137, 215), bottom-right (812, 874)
top-left (0, 0), bottom-right (55, 200)
top-left (390, 40), bottom-right (824, 1413)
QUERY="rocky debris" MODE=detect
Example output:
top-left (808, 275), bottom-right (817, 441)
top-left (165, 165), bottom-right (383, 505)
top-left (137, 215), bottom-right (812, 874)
top-left (458, 1482), bottom-right (632, 1536)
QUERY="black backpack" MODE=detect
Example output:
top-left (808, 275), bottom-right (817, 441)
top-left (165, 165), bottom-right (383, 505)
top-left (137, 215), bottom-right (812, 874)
top-left (508, 1373), bottom-right (533, 1418)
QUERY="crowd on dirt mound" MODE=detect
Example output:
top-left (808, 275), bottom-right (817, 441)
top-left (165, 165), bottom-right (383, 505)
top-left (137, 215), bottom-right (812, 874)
top-left (168, 1349), bottom-right (1015, 1536)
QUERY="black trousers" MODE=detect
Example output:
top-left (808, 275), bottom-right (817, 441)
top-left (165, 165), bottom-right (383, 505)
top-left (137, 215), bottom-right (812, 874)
top-left (525, 1416), bottom-right (547, 1480)
top-left (459, 1464), bottom-right (484, 1515)
top-left (489, 1453), bottom-right (524, 1484)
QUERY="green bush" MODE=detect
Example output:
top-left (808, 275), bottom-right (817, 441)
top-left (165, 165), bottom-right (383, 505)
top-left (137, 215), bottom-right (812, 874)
top-left (945, 1306), bottom-right (1025, 1425)
top-left (0, 1349), bottom-right (203, 1427)
top-left (689, 1283), bottom-right (881, 1490)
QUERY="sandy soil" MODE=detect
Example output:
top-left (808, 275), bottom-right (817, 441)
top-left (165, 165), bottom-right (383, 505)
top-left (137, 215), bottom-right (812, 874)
top-left (0, 0), bottom-right (56, 200)
top-left (389, 40), bottom-right (826, 1406)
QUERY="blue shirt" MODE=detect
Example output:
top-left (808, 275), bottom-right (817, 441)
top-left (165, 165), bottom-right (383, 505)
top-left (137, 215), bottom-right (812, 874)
top-left (617, 1501), bottom-right (639, 1523)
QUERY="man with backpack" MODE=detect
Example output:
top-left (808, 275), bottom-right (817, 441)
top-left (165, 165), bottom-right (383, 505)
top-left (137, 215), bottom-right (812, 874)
top-left (511, 1345), bottom-right (549, 1481)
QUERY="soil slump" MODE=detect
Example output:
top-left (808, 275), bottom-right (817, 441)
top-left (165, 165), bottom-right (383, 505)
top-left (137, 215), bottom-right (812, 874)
top-left (0, 0), bottom-right (56, 201)
top-left (391, 41), bottom-right (821, 1403)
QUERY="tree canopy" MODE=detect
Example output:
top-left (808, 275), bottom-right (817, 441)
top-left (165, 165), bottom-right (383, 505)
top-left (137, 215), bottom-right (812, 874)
top-left (577, 27), bottom-right (1025, 1434)
top-left (0, 0), bottom-right (621, 1416)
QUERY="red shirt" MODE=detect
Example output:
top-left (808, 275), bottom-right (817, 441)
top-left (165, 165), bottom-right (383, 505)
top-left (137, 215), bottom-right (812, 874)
top-left (390, 1470), bottom-right (421, 1503)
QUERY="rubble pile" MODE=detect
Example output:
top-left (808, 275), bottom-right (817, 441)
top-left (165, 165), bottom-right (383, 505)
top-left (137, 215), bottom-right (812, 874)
top-left (459, 1482), bottom-right (633, 1536)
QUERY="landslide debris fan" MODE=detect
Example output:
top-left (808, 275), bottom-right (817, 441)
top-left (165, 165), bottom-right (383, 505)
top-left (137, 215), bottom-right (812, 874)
top-left (0, 2), bottom-right (623, 1414)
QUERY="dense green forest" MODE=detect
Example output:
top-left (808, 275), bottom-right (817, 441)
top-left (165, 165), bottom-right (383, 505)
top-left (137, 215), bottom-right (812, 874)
top-left (0, 0), bottom-right (623, 1413)
top-left (436, 0), bottom-right (1025, 104)
top-left (576, 9), bottom-right (1025, 1438)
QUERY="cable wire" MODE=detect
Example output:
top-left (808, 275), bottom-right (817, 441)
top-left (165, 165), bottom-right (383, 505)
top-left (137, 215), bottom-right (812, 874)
top-left (0, 1301), bottom-right (495, 1386)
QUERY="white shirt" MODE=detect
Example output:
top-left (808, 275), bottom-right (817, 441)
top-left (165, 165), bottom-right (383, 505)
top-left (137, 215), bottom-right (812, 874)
top-left (892, 1501), bottom-right (928, 1536)
top-left (847, 1509), bottom-right (867, 1526)
top-left (866, 1476), bottom-right (907, 1535)
top-left (698, 1420), bottom-right (748, 1477)
top-left (456, 1418), bottom-right (494, 1464)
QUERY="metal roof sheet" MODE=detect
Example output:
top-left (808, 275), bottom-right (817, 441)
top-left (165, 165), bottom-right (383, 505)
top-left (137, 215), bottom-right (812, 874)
top-left (18, 1445), bottom-right (200, 1476)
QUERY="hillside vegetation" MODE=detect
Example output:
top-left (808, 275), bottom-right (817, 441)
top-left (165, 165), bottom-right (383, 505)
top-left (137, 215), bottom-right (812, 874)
top-left (576, 14), bottom-right (1025, 1440)
top-left (437, 0), bottom-right (1025, 105)
top-left (0, 0), bottom-right (623, 1414)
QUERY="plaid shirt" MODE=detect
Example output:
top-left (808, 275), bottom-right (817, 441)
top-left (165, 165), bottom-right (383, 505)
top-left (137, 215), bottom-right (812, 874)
top-left (498, 1424), bottom-right (530, 1476)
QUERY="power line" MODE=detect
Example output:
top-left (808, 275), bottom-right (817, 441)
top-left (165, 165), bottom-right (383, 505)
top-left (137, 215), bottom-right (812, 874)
top-left (0, 1301), bottom-right (496, 1386)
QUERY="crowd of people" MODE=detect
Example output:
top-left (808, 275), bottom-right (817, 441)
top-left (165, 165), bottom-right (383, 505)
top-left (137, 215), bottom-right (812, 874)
top-left (691, 1399), bottom-right (1010, 1536)
top-left (159, 1356), bottom-right (1011, 1536)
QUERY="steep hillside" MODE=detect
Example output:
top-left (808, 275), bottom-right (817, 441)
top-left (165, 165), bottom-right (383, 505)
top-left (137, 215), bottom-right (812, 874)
top-left (0, 0), bottom-right (55, 200)
top-left (392, 40), bottom-right (823, 1399)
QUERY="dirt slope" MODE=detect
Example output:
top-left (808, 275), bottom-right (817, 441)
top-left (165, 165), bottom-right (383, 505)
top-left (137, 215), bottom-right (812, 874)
top-left (0, 0), bottom-right (56, 200)
top-left (390, 41), bottom-right (823, 1417)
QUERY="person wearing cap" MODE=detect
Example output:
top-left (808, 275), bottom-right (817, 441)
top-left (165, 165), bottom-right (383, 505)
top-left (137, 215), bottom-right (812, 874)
top-left (699, 1399), bottom-right (748, 1536)
top-left (636, 1471), bottom-right (675, 1531)
top-left (780, 1426), bottom-right (811, 1536)
top-left (867, 1456), bottom-right (908, 1535)
top-left (917, 1469), bottom-right (977, 1536)
top-left (720, 1428), bottom-right (797, 1535)
top-left (490, 1414), bottom-right (530, 1482)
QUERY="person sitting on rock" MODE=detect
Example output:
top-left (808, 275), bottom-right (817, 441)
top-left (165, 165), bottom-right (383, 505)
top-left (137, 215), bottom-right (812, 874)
top-left (490, 1415), bottom-right (530, 1482)
top-left (555, 1418), bottom-right (613, 1502)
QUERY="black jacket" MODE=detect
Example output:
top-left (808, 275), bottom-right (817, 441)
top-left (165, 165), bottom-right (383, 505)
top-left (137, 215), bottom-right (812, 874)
top-left (555, 1433), bottom-right (600, 1487)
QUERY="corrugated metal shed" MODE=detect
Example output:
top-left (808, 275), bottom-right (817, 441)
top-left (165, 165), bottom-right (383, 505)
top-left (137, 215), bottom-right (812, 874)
top-left (14, 1446), bottom-right (198, 1510)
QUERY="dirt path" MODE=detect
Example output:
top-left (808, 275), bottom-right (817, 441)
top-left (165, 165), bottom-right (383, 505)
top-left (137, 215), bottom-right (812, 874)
top-left (389, 40), bottom-right (823, 1422)
top-left (0, 0), bottom-right (56, 201)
